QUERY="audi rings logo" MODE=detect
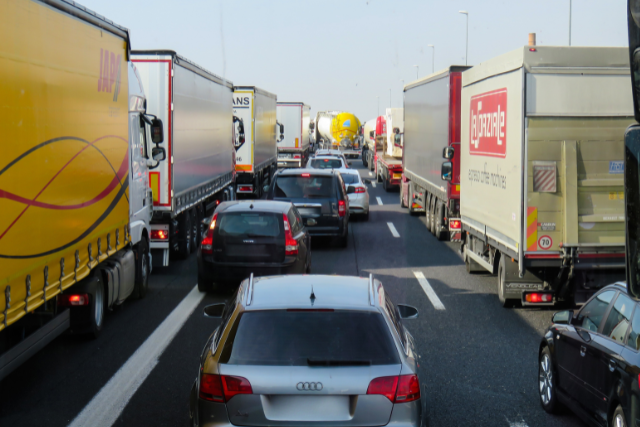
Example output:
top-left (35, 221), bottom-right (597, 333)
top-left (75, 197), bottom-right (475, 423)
top-left (297, 382), bottom-right (323, 391)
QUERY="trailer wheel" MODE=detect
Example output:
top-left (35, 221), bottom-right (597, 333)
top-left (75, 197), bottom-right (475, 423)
top-left (132, 236), bottom-right (149, 299)
top-left (424, 195), bottom-right (432, 228)
top-left (362, 149), bottom-right (368, 167)
top-left (368, 153), bottom-right (375, 171)
top-left (400, 188), bottom-right (407, 208)
top-left (177, 211), bottom-right (192, 259)
top-left (435, 202), bottom-right (446, 241)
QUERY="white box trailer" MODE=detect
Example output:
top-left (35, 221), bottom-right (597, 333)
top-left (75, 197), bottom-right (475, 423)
top-left (233, 86), bottom-right (278, 197)
top-left (276, 102), bottom-right (311, 168)
top-left (132, 51), bottom-right (235, 265)
top-left (460, 46), bottom-right (634, 306)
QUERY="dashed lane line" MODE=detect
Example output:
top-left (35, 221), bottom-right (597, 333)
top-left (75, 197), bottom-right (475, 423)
top-left (371, 181), bottom-right (376, 188)
top-left (68, 286), bottom-right (206, 427)
top-left (412, 271), bottom-right (445, 310)
top-left (376, 197), bottom-right (383, 205)
top-left (387, 222), bottom-right (400, 238)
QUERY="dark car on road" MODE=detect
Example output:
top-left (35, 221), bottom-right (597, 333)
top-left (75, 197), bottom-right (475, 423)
top-left (539, 282), bottom-right (640, 427)
top-left (265, 168), bottom-right (350, 247)
top-left (197, 200), bottom-right (310, 292)
top-left (190, 274), bottom-right (423, 427)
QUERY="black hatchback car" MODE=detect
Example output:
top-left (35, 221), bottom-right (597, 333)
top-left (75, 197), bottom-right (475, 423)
top-left (539, 282), bottom-right (640, 426)
top-left (264, 168), bottom-right (349, 247)
top-left (197, 200), bottom-right (310, 292)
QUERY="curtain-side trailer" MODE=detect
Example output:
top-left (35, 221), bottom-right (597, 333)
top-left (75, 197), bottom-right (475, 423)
top-left (276, 102), bottom-right (311, 168)
top-left (132, 51), bottom-right (235, 265)
top-left (233, 86), bottom-right (278, 197)
top-left (0, 0), bottom-right (164, 379)
top-left (460, 46), bottom-right (634, 307)
top-left (401, 66), bottom-right (469, 241)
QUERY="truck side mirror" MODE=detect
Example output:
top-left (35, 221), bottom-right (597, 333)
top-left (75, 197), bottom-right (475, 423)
top-left (151, 146), bottom-right (166, 162)
top-left (151, 118), bottom-right (164, 144)
top-left (369, 131), bottom-right (374, 138)
top-left (393, 127), bottom-right (400, 135)
top-left (441, 161), bottom-right (452, 181)
top-left (443, 146), bottom-right (454, 159)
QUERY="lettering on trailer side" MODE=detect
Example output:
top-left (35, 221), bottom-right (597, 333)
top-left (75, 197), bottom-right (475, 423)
top-left (97, 49), bottom-right (122, 102)
top-left (469, 88), bottom-right (507, 158)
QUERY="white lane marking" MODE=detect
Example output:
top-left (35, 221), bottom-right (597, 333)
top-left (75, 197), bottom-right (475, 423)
top-left (376, 197), bottom-right (383, 205)
top-left (371, 181), bottom-right (376, 188)
top-left (412, 271), bottom-right (445, 310)
top-left (68, 286), bottom-right (206, 427)
top-left (506, 417), bottom-right (529, 427)
top-left (387, 222), bottom-right (400, 238)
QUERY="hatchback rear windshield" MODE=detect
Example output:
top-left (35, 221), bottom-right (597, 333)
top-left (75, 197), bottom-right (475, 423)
top-left (309, 159), bottom-right (343, 169)
top-left (217, 212), bottom-right (281, 238)
top-left (274, 176), bottom-right (334, 198)
top-left (220, 310), bottom-right (400, 366)
top-left (341, 174), bottom-right (360, 185)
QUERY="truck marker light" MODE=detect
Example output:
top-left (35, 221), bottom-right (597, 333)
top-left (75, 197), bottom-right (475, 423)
top-left (238, 186), bottom-right (253, 192)
top-left (59, 294), bottom-right (89, 306)
top-left (150, 230), bottom-right (168, 240)
top-left (525, 293), bottom-right (552, 303)
top-left (529, 48), bottom-right (537, 52)
top-left (449, 220), bottom-right (461, 230)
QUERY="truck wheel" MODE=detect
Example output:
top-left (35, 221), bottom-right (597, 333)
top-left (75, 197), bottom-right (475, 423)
top-left (132, 236), bottom-right (150, 299)
top-left (362, 149), bottom-right (368, 167)
top-left (87, 280), bottom-right (105, 339)
top-left (498, 255), bottom-right (511, 308)
top-left (190, 208), bottom-right (198, 253)
top-left (369, 154), bottom-right (375, 171)
top-left (400, 187), bottom-right (407, 208)
top-left (435, 202), bottom-right (446, 241)
top-left (382, 173), bottom-right (389, 191)
top-left (177, 212), bottom-right (192, 259)
top-left (425, 195), bottom-right (432, 229)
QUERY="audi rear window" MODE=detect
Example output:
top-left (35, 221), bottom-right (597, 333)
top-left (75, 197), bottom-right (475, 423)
top-left (220, 310), bottom-right (399, 366)
top-left (217, 213), bottom-right (281, 238)
top-left (309, 159), bottom-right (343, 169)
top-left (274, 176), bottom-right (334, 198)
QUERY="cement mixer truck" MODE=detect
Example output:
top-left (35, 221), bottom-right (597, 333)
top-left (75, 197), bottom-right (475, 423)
top-left (315, 111), bottom-right (362, 158)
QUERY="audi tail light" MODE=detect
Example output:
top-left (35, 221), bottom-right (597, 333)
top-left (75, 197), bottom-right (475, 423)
top-left (150, 229), bottom-right (168, 240)
top-left (367, 375), bottom-right (420, 403)
top-left (199, 374), bottom-right (252, 402)
top-left (201, 213), bottom-right (217, 255)
top-left (354, 186), bottom-right (366, 194)
top-left (338, 200), bottom-right (346, 217)
top-left (283, 213), bottom-right (298, 255)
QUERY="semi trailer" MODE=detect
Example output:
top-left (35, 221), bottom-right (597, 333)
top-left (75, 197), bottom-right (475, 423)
top-left (361, 118), bottom-right (376, 167)
top-left (315, 111), bottom-right (362, 157)
top-left (375, 108), bottom-right (404, 192)
top-left (0, 0), bottom-right (164, 379)
top-left (132, 51), bottom-right (236, 265)
top-left (401, 66), bottom-right (470, 241)
top-left (459, 46), bottom-right (634, 307)
top-left (276, 102), bottom-right (311, 168)
top-left (233, 86), bottom-right (279, 197)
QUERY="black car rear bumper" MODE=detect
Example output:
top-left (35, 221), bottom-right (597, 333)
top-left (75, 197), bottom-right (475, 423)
top-left (198, 255), bottom-right (304, 283)
top-left (304, 224), bottom-right (345, 237)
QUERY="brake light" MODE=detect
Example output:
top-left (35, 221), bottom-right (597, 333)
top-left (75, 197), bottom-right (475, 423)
top-left (238, 186), bottom-right (253, 193)
top-left (199, 374), bottom-right (224, 402)
top-left (283, 213), bottom-right (298, 255)
top-left (354, 187), bottom-right (366, 194)
top-left (449, 220), bottom-right (461, 230)
top-left (301, 173), bottom-right (310, 177)
top-left (150, 229), bottom-right (168, 240)
top-left (221, 375), bottom-right (253, 400)
top-left (367, 375), bottom-right (420, 403)
top-left (294, 154), bottom-right (301, 159)
top-left (324, 159), bottom-right (329, 162)
top-left (338, 200), bottom-right (346, 217)
top-left (201, 213), bottom-right (217, 255)
top-left (58, 294), bottom-right (89, 306)
top-left (525, 293), bottom-right (553, 303)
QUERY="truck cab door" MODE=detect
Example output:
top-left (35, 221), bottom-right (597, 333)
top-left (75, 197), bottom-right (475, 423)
top-left (128, 112), bottom-right (151, 244)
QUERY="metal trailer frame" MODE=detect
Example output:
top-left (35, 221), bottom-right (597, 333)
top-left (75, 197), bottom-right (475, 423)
top-left (276, 102), bottom-right (310, 168)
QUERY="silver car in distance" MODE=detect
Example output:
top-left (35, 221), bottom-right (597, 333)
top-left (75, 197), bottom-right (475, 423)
top-left (189, 274), bottom-right (423, 427)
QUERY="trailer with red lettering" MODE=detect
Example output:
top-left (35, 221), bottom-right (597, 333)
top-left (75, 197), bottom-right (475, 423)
top-left (459, 46), bottom-right (633, 307)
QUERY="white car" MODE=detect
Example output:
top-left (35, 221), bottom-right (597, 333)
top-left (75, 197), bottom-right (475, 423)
top-left (340, 170), bottom-right (370, 220)
top-left (307, 155), bottom-right (351, 173)
top-left (313, 149), bottom-right (349, 164)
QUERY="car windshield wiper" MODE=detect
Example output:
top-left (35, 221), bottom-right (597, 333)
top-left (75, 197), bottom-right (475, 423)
top-left (306, 358), bottom-right (371, 366)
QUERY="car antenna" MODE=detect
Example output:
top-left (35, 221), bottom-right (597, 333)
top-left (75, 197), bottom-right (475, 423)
top-left (310, 284), bottom-right (316, 305)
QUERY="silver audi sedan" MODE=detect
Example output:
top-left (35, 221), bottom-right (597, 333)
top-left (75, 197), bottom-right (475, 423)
top-left (189, 274), bottom-right (423, 427)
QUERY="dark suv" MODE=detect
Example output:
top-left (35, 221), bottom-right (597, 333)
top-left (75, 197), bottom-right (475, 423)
top-left (265, 168), bottom-right (349, 247)
top-left (197, 200), bottom-right (310, 292)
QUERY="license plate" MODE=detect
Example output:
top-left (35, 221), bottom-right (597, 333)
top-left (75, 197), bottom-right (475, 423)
top-left (393, 173), bottom-right (401, 179)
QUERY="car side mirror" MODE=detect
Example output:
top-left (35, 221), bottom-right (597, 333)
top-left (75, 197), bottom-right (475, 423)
top-left (552, 310), bottom-right (574, 325)
top-left (442, 146), bottom-right (454, 159)
top-left (397, 304), bottom-right (418, 319)
top-left (441, 161), bottom-right (452, 181)
top-left (203, 303), bottom-right (225, 318)
top-left (151, 146), bottom-right (166, 162)
top-left (151, 118), bottom-right (164, 143)
top-left (393, 127), bottom-right (400, 134)
top-left (346, 186), bottom-right (356, 194)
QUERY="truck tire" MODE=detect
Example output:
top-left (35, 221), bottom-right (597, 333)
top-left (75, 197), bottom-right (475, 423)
top-left (498, 255), bottom-right (511, 308)
top-left (429, 198), bottom-right (437, 235)
top-left (435, 202), bottom-right (446, 241)
top-left (400, 188), bottom-right (407, 208)
top-left (382, 172), bottom-right (389, 191)
top-left (177, 211), bottom-right (192, 259)
top-left (88, 281), bottom-right (105, 338)
top-left (190, 208), bottom-right (198, 253)
top-left (132, 236), bottom-right (150, 299)
top-left (425, 195), bottom-right (432, 229)
top-left (362, 149), bottom-right (368, 167)
top-left (368, 153), bottom-right (375, 171)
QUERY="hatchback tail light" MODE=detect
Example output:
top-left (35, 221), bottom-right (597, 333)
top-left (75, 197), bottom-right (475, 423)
top-left (338, 200), bottom-right (346, 217)
top-left (367, 375), bottom-right (420, 403)
top-left (199, 374), bottom-right (252, 402)
top-left (201, 213), bottom-right (217, 255)
top-left (354, 186), bottom-right (366, 194)
top-left (283, 213), bottom-right (298, 255)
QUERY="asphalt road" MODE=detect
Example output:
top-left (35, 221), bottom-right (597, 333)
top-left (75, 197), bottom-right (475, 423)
top-left (0, 161), bottom-right (587, 427)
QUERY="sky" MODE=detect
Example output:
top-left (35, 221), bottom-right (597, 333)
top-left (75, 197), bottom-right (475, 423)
top-left (81, 0), bottom-right (628, 123)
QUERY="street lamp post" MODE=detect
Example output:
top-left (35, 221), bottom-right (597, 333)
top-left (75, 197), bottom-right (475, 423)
top-left (413, 64), bottom-right (419, 79)
top-left (389, 88), bottom-right (391, 109)
top-left (569, 0), bottom-right (572, 46)
top-left (459, 11), bottom-right (468, 65)
top-left (428, 44), bottom-right (435, 73)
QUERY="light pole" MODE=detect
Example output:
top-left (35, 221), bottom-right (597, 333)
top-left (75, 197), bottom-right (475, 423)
top-left (568, 0), bottom-right (572, 46)
top-left (389, 88), bottom-right (391, 109)
top-left (413, 64), bottom-right (419, 79)
top-left (459, 11), bottom-right (468, 65)
top-left (428, 44), bottom-right (435, 73)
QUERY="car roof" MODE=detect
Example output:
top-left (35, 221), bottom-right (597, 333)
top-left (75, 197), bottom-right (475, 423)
top-left (241, 274), bottom-right (381, 311)
top-left (276, 168), bottom-right (336, 177)
top-left (312, 155), bottom-right (345, 161)
top-left (602, 282), bottom-right (628, 294)
top-left (215, 200), bottom-right (292, 214)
